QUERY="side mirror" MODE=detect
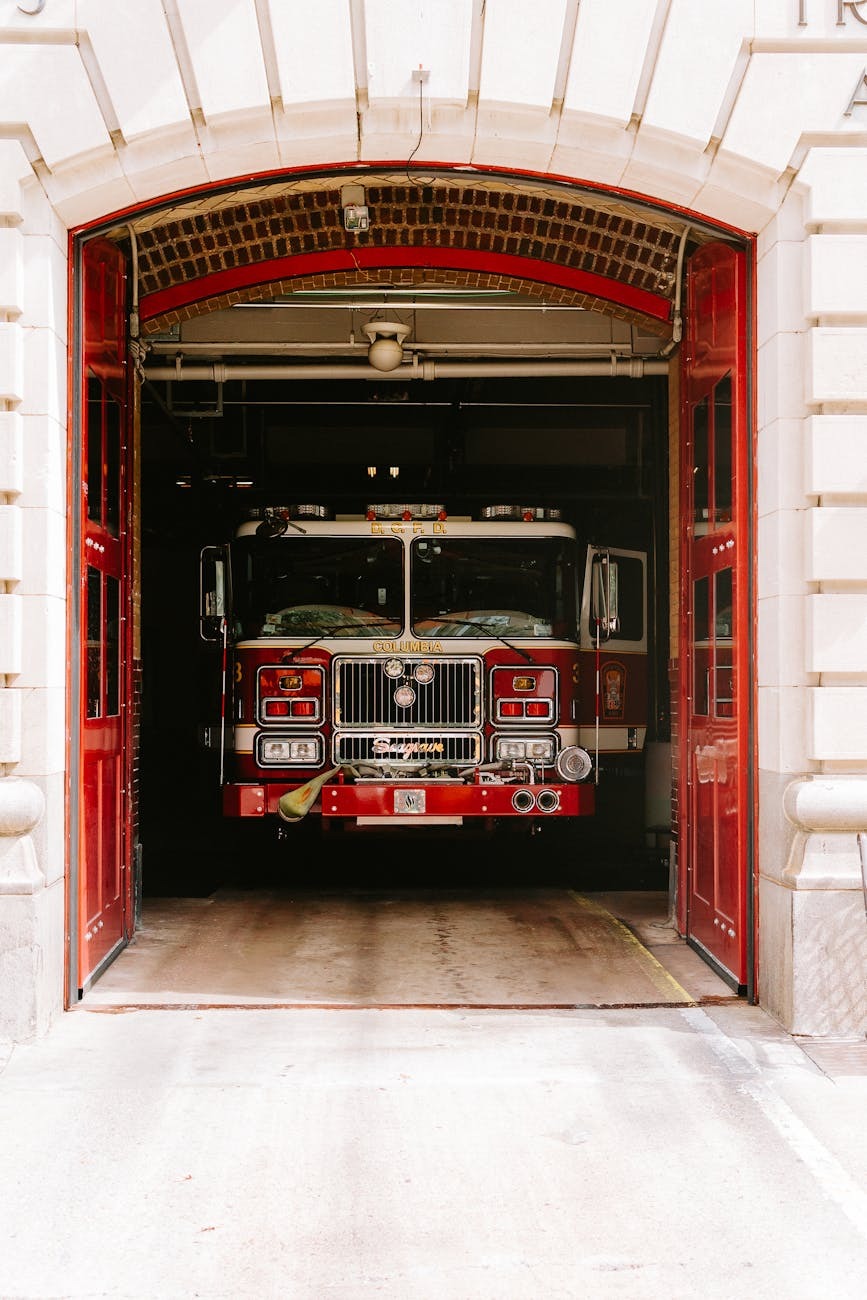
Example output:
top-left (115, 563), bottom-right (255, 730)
top-left (200, 545), bottom-right (227, 642)
top-left (590, 551), bottom-right (620, 641)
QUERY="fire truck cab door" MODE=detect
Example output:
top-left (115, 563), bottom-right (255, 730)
top-left (578, 546), bottom-right (648, 754)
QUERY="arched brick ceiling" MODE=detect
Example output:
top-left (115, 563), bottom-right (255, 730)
top-left (112, 171), bottom-right (716, 338)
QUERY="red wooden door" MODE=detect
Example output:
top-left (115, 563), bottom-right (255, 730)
top-left (679, 242), bottom-right (751, 990)
top-left (78, 237), bottom-right (131, 989)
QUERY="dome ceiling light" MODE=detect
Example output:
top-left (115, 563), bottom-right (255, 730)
top-left (362, 321), bottom-right (411, 371)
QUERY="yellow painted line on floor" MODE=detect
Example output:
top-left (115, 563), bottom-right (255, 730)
top-left (568, 890), bottom-right (694, 1004)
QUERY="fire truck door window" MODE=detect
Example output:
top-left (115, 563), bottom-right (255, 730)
top-left (608, 556), bottom-right (644, 642)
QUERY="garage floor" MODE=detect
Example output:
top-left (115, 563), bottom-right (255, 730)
top-left (87, 889), bottom-right (733, 1008)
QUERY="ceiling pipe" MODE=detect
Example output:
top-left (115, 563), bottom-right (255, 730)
top-left (660, 223), bottom-right (690, 358)
top-left (143, 356), bottom-right (671, 382)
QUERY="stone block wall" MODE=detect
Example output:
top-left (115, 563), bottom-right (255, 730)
top-left (1, 0), bottom-right (867, 1038)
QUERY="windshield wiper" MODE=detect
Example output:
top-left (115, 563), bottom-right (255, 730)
top-left (416, 615), bottom-right (535, 663)
top-left (279, 620), bottom-right (400, 656)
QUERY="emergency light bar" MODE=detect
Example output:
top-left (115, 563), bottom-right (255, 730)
top-left (481, 505), bottom-right (563, 521)
top-left (246, 504), bottom-right (331, 521)
top-left (365, 504), bottom-right (446, 520)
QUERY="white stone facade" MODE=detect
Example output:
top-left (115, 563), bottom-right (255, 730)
top-left (1, 0), bottom-right (866, 1041)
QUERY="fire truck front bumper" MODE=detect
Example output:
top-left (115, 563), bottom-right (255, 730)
top-left (223, 779), bottom-right (594, 824)
top-left (320, 780), bottom-right (594, 825)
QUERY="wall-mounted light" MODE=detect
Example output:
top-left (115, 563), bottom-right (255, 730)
top-left (344, 205), bottom-right (369, 232)
top-left (341, 184), bottom-right (369, 233)
top-left (363, 321), bottom-right (411, 372)
top-left (367, 466), bottom-right (377, 478)
top-left (389, 466), bottom-right (400, 479)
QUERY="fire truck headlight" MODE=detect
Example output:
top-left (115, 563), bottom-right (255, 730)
top-left (495, 737), bottom-right (555, 762)
top-left (259, 737), bottom-right (323, 765)
top-left (383, 658), bottom-right (404, 678)
top-left (556, 745), bottom-right (593, 782)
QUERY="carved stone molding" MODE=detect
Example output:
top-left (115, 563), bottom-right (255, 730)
top-left (784, 777), bottom-right (867, 831)
top-left (782, 778), bottom-right (867, 890)
top-left (0, 777), bottom-right (45, 895)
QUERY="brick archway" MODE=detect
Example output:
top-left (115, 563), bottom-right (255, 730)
top-left (102, 169), bottom-right (726, 341)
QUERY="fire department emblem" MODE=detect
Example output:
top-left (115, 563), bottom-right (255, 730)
top-left (601, 662), bottom-right (625, 720)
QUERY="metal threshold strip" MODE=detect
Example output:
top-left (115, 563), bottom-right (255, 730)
top-left (80, 997), bottom-right (742, 1013)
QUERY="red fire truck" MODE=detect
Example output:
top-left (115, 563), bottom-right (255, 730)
top-left (200, 502), bottom-right (647, 833)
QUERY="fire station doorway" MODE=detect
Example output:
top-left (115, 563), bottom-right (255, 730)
top-left (71, 236), bottom-right (135, 996)
top-left (678, 243), bottom-right (752, 991)
top-left (69, 172), bottom-right (755, 1003)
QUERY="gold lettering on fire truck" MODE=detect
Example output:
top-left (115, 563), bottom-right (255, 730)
top-left (368, 521), bottom-right (448, 535)
top-left (373, 640), bottom-right (444, 653)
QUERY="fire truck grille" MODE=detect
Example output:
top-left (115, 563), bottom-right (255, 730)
top-left (334, 732), bottom-right (483, 766)
top-left (334, 657), bottom-right (482, 728)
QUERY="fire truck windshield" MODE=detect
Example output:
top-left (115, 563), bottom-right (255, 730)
top-left (410, 535), bottom-right (578, 639)
top-left (232, 535), bottom-right (404, 637)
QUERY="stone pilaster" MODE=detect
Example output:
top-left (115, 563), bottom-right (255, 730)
top-left (762, 778), bottom-right (867, 1038)
top-left (0, 776), bottom-right (54, 1043)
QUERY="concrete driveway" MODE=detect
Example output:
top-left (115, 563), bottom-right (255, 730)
top-left (2, 888), bottom-right (866, 1298)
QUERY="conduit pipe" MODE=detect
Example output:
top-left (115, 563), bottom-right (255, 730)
top-left (144, 356), bottom-right (671, 382)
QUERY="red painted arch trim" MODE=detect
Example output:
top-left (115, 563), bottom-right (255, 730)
top-left (74, 159), bottom-right (752, 244)
top-left (139, 246), bottom-right (672, 324)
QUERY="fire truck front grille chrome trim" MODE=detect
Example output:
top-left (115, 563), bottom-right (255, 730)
top-left (334, 656), bottom-right (481, 728)
top-left (334, 732), bottom-right (482, 766)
